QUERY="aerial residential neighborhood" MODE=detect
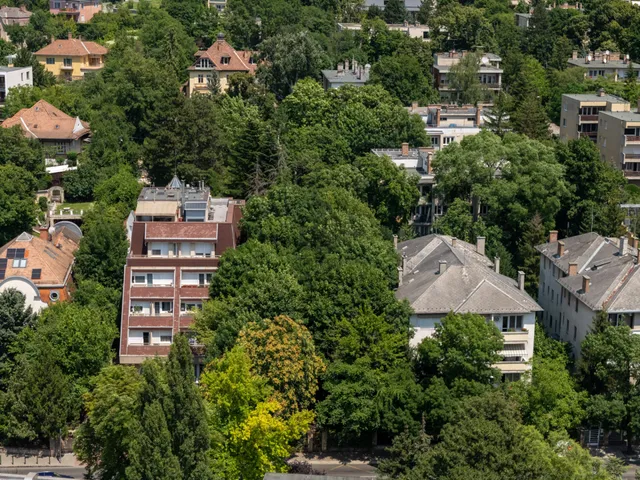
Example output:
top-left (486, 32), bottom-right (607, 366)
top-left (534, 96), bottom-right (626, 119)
top-left (3, 0), bottom-right (640, 479)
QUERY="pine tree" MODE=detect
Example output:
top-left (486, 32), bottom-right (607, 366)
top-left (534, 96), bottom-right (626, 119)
top-left (624, 61), bottom-right (640, 105)
top-left (484, 92), bottom-right (512, 137)
top-left (517, 214), bottom-right (547, 298)
top-left (384, 0), bottom-right (407, 24)
top-left (164, 335), bottom-right (212, 480)
top-left (511, 94), bottom-right (549, 140)
top-left (138, 401), bottom-right (182, 480)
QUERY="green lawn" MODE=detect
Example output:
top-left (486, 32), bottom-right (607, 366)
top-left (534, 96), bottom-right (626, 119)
top-left (55, 202), bottom-right (94, 214)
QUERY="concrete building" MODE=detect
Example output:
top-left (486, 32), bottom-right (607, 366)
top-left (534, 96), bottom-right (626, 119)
top-left (363, 0), bottom-right (422, 11)
top-left (0, 223), bottom-right (82, 313)
top-left (397, 234), bottom-right (541, 381)
top-left (34, 34), bottom-right (107, 81)
top-left (372, 144), bottom-right (436, 236)
top-left (50, 0), bottom-right (102, 23)
top-left (338, 21), bottom-right (432, 42)
top-left (432, 51), bottom-right (503, 102)
top-left (568, 51), bottom-right (640, 82)
top-left (321, 60), bottom-right (370, 90)
top-left (559, 91), bottom-right (629, 143)
top-left (515, 12), bottom-right (532, 28)
top-left (596, 106), bottom-right (640, 183)
top-left (408, 103), bottom-right (486, 149)
top-left (0, 6), bottom-right (31, 42)
top-left (119, 177), bottom-right (244, 368)
top-left (537, 231), bottom-right (640, 358)
top-left (2, 99), bottom-right (91, 157)
top-left (186, 33), bottom-right (256, 96)
top-left (0, 66), bottom-right (33, 101)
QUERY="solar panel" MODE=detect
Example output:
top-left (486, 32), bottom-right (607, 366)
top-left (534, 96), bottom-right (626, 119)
top-left (0, 259), bottom-right (6, 268)
top-left (31, 269), bottom-right (41, 280)
top-left (6, 249), bottom-right (15, 259)
top-left (15, 249), bottom-right (25, 259)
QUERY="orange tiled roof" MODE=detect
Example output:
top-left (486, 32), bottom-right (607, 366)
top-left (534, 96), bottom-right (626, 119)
top-left (189, 36), bottom-right (257, 73)
top-left (34, 38), bottom-right (107, 57)
top-left (2, 99), bottom-right (90, 140)
top-left (0, 228), bottom-right (80, 286)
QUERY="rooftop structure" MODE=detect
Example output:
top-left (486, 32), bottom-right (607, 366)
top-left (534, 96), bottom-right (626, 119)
top-left (0, 66), bottom-right (33, 102)
top-left (596, 104), bottom-right (640, 182)
top-left (363, 0), bottom-right (422, 11)
top-left (397, 234), bottom-right (541, 380)
top-left (408, 103), bottom-right (487, 150)
top-left (0, 6), bottom-right (31, 42)
top-left (321, 60), bottom-right (370, 90)
top-left (120, 177), bottom-right (245, 369)
top-left (186, 33), bottom-right (257, 96)
top-left (337, 21), bottom-right (432, 41)
top-left (537, 231), bottom-right (640, 357)
top-left (568, 51), bottom-right (640, 82)
top-left (0, 223), bottom-right (82, 313)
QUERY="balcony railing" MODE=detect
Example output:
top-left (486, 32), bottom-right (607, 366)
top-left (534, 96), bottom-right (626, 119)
top-left (482, 83), bottom-right (501, 89)
top-left (579, 115), bottom-right (599, 122)
top-left (129, 311), bottom-right (173, 316)
top-left (624, 153), bottom-right (640, 162)
top-left (625, 135), bottom-right (640, 145)
top-left (131, 283), bottom-right (175, 288)
top-left (624, 170), bottom-right (640, 178)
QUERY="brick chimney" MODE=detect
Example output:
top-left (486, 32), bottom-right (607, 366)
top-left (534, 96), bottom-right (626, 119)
top-left (451, 237), bottom-right (457, 247)
top-left (476, 236), bottom-right (486, 256)
top-left (568, 262), bottom-right (578, 276)
top-left (582, 275), bottom-right (590, 294)
top-left (518, 271), bottom-right (525, 291)
top-left (549, 230), bottom-right (558, 243)
top-left (557, 241), bottom-right (565, 257)
top-left (436, 108), bottom-right (441, 127)
top-left (598, 88), bottom-right (605, 97)
top-left (401, 142), bottom-right (409, 156)
top-left (68, 32), bottom-right (72, 40)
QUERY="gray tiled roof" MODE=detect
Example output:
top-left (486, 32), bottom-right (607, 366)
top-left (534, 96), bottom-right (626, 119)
top-left (563, 93), bottom-right (628, 104)
top-left (537, 233), bottom-right (640, 312)
top-left (397, 235), bottom-right (541, 315)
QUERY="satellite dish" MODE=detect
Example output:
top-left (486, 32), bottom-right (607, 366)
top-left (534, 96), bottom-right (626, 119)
top-left (604, 58), bottom-right (607, 63)
top-left (48, 226), bottom-right (55, 236)
top-left (587, 55), bottom-right (593, 62)
top-left (481, 56), bottom-right (489, 65)
top-left (605, 50), bottom-right (610, 55)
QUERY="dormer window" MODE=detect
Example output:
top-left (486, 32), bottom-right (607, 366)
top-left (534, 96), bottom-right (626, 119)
top-left (221, 56), bottom-right (230, 65)
top-left (196, 58), bottom-right (213, 69)
top-left (249, 56), bottom-right (256, 65)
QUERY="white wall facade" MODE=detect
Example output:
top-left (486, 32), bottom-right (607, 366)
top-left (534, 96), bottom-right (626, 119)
top-left (0, 277), bottom-right (47, 312)
top-left (128, 329), bottom-right (173, 346)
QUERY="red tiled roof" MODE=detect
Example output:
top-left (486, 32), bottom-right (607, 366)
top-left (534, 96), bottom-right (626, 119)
top-left (2, 100), bottom-right (90, 140)
top-left (188, 37), bottom-right (257, 73)
top-left (35, 38), bottom-right (107, 57)
top-left (145, 223), bottom-right (218, 241)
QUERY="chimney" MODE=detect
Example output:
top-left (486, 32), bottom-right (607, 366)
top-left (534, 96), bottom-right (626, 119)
top-left (518, 271), bottom-right (525, 291)
top-left (549, 230), bottom-right (558, 243)
top-left (568, 262), bottom-right (578, 276)
top-left (401, 142), bottom-right (409, 156)
top-left (438, 260), bottom-right (447, 274)
top-left (476, 236), bottom-right (486, 256)
top-left (411, 101), bottom-right (418, 112)
top-left (436, 108), bottom-right (441, 127)
top-left (68, 32), bottom-right (72, 40)
top-left (557, 241), bottom-right (565, 257)
top-left (582, 275), bottom-right (590, 293)
top-left (598, 88), bottom-right (605, 97)
top-left (475, 106), bottom-right (481, 127)
top-left (393, 234), bottom-right (398, 250)
top-left (337, 63), bottom-right (344, 77)
top-left (572, 50), bottom-right (578, 60)
top-left (451, 237), bottom-right (457, 247)
top-left (345, 59), bottom-right (350, 72)
top-left (494, 257), bottom-right (500, 274)
top-left (619, 236), bottom-right (627, 256)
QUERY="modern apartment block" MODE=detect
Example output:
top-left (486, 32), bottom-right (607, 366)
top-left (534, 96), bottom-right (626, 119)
top-left (408, 103), bottom-right (485, 150)
top-left (397, 235), bottom-right (541, 381)
top-left (119, 177), bottom-right (244, 369)
top-left (568, 51), bottom-right (640, 82)
top-left (597, 106), bottom-right (640, 182)
top-left (432, 51), bottom-right (502, 102)
top-left (559, 91), bottom-right (629, 143)
top-left (0, 66), bottom-right (32, 101)
top-left (372, 144), bottom-right (437, 236)
top-left (537, 231), bottom-right (640, 358)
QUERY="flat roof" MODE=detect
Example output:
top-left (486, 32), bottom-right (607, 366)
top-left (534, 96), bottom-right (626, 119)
top-left (321, 69), bottom-right (368, 84)
top-left (0, 66), bottom-right (31, 72)
top-left (568, 58), bottom-right (640, 69)
top-left (135, 200), bottom-right (178, 217)
top-left (563, 93), bottom-right (629, 103)
top-left (600, 110), bottom-right (640, 122)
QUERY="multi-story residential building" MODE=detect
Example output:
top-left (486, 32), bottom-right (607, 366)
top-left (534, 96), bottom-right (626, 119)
top-left (559, 91), bottom-right (629, 143)
top-left (2, 99), bottom-right (91, 156)
top-left (432, 51), bottom-right (503, 102)
top-left (537, 231), bottom-right (640, 358)
top-left (397, 234), bottom-right (541, 381)
top-left (208, 0), bottom-right (226, 12)
top-left (567, 51), bottom-right (640, 82)
top-left (0, 223), bottom-right (82, 313)
top-left (49, 0), bottom-right (102, 23)
top-left (0, 6), bottom-right (31, 42)
top-left (119, 178), bottom-right (244, 368)
top-left (0, 66), bottom-right (33, 101)
top-left (338, 21), bottom-right (432, 42)
top-left (372, 143), bottom-right (436, 236)
top-left (186, 33), bottom-right (256, 96)
top-left (408, 103), bottom-right (486, 149)
top-left (321, 60), bottom-right (371, 90)
top-left (34, 34), bottom-right (107, 81)
top-left (596, 106), bottom-right (640, 183)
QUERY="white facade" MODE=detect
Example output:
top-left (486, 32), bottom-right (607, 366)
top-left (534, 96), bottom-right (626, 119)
top-left (0, 277), bottom-right (47, 312)
top-left (0, 66), bottom-right (32, 101)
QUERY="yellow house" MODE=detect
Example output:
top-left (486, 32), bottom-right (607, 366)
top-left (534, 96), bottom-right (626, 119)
top-left (34, 34), bottom-right (107, 81)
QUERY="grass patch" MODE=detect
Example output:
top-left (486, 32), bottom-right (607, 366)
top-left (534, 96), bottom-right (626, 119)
top-left (55, 202), bottom-right (94, 214)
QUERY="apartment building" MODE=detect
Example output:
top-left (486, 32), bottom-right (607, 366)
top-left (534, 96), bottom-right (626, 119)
top-left (559, 91), bottom-right (629, 143)
top-left (568, 51), bottom-right (640, 82)
top-left (0, 223), bottom-right (82, 313)
top-left (208, 0), bottom-right (226, 12)
top-left (596, 105), bottom-right (640, 183)
top-left (338, 21), bottom-right (432, 42)
top-left (408, 103), bottom-right (485, 149)
top-left (0, 66), bottom-right (33, 101)
top-left (49, 0), bottom-right (102, 23)
top-left (432, 51), bottom-right (502, 102)
top-left (372, 143), bottom-right (436, 236)
top-left (397, 234), bottom-right (541, 381)
top-left (186, 33), bottom-right (256, 96)
top-left (119, 177), bottom-right (244, 368)
top-left (537, 231), bottom-right (640, 358)
top-left (34, 34), bottom-right (107, 81)
top-left (321, 60), bottom-right (370, 90)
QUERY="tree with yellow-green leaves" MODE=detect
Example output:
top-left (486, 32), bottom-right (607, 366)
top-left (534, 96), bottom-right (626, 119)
top-left (237, 315), bottom-right (325, 414)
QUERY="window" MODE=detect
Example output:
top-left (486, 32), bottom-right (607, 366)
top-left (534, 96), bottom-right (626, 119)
top-left (55, 141), bottom-right (67, 154)
top-left (198, 273), bottom-right (213, 286)
top-left (220, 56), bottom-right (230, 65)
top-left (151, 249), bottom-right (162, 256)
top-left (430, 136), bottom-right (439, 147)
top-left (566, 319), bottom-right (570, 335)
top-left (160, 335), bottom-right (172, 344)
top-left (568, 293), bottom-right (571, 306)
top-left (46, 57), bottom-right (55, 65)
top-left (20, 72), bottom-right (23, 81)
top-left (31, 268), bottom-right (41, 279)
top-left (26, 71), bottom-right (29, 80)
top-left (575, 299), bottom-right (579, 313)
top-left (574, 326), bottom-right (577, 341)
top-left (130, 305), bottom-right (143, 314)
top-left (160, 301), bottom-right (172, 313)
top-left (198, 74), bottom-right (204, 83)
top-left (181, 301), bottom-right (203, 312)
top-left (563, 103), bottom-right (567, 112)
top-left (503, 373), bottom-right (521, 382)
top-left (49, 291), bottom-right (59, 302)
top-left (443, 136), bottom-right (455, 145)
top-left (501, 315), bottom-right (523, 332)
top-left (12, 258), bottom-right (26, 268)
top-left (132, 274), bottom-right (145, 284)
top-left (549, 316), bottom-right (553, 329)
top-left (143, 332), bottom-right (150, 345)
top-left (63, 58), bottom-right (72, 67)
top-left (562, 118), bottom-right (566, 127)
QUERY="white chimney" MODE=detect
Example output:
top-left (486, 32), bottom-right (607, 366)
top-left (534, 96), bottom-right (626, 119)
top-left (439, 260), bottom-right (447, 275)
top-left (393, 235), bottom-right (398, 250)
top-left (494, 257), bottom-right (500, 274)
top-left (476, 236), bottom-right (486, 256)
top-left (518, 271), bottom-right (525, 291)
top-left (620, 236), bottom-right (627, 256)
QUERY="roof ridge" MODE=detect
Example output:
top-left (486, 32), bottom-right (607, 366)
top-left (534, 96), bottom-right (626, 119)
top-left (601, 262), bottom-right (636, 310)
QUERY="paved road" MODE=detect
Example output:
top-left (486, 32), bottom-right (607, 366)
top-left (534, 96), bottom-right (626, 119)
top-left (0, 466), bottom-right (85, 478)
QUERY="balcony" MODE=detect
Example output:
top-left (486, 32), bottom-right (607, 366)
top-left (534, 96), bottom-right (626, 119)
top-left (624, 170), bottom-right (640, 179)
top-left (60, 64), bottom-right (73, 71)
top-left (580, 132), bottom-right (598, 141)
top-left (502, 331), bottom-right (530, 343)
top-left (624, 153), bottom-right (640, 163)
top-left (482, 83), bottom-right (501, 89)
top-left (579, 115), bottom-right (599, 123)
top-left (128, 316), bottom-right (174, 328)
top-left (625, 135), bottom-right (640, 145)
top-left (130, 286), bottom-right (175, 299)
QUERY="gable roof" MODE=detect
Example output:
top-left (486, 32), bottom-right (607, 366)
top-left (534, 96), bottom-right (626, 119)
top-left (189, 35), bottom-right (257, 73)
top-left (0, 227), bottom-right (80, 287)
top-left (0, 6), bottom-right (31, 20)
top-left (397, 234), bottom-right (541, 315)
top-left (537, 233), bottom-right (640, 312)
top-left (34, 38), bottom-right (107, 57)
top-left (2, 99), bottom-right (90, 140)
